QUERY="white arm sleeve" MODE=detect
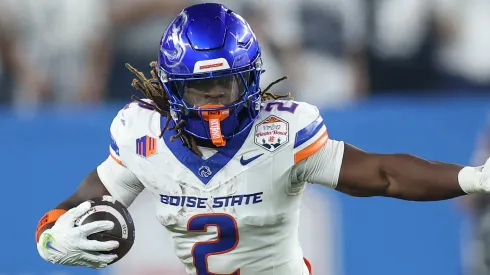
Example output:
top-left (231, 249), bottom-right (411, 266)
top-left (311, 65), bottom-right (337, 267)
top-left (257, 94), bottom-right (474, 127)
top-left (97, 156), bottom-right (144, 207)
top-left (291, 139), bottom-right (345, 189)
top-left (97, 104), bottom-right (146, 207)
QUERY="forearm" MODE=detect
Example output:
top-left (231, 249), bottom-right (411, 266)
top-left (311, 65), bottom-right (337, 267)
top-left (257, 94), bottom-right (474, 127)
top-left (36, 170), bottom-right (110, 241)
top-left (57, 170), bottom-right (110, 210)
top-left (375, 154), bottom-right (465, 201)
top-left (337, 144), bottom-right (473, 201)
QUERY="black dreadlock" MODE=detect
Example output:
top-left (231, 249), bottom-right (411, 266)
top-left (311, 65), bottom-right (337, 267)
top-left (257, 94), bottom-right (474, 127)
top-left (125, 61), bottom-right (291, 157)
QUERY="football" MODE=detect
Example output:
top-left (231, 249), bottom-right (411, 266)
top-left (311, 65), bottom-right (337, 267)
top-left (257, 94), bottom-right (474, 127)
top-left (74, 195), bottom-right (135, 264)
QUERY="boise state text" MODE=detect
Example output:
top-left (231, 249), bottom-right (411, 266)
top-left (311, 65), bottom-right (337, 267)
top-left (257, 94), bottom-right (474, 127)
top-left (160, 192), bottom-right (263, 209)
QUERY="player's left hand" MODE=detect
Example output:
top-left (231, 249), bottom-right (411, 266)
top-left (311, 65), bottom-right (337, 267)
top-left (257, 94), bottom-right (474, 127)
top-left (459, 158), bottom-right (490, 194)
top-left (479, 157), bottom-right (490, 192)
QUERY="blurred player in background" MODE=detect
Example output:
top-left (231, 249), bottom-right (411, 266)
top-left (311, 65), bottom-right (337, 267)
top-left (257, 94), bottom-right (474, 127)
top-left (0, 0), bottom-right (110, 107)
top-left (35, 3), bottom-right (490, 275)
top-left (460, 117), bottom-right (490, 275)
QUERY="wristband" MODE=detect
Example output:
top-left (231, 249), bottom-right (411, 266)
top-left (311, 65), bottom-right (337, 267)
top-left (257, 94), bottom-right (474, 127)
top-left (35, 209), bottom-right (67, 242)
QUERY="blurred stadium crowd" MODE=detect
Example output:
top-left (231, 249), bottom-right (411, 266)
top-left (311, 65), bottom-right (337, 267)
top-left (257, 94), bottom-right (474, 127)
top-left (1, 0), bottom-right (490, 109)
top-left (2, 1), bottom-right (490, 275)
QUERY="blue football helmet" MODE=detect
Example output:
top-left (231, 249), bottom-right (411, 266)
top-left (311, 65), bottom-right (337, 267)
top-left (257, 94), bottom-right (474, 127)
top-left (157, 3), bottom-right (263, 147)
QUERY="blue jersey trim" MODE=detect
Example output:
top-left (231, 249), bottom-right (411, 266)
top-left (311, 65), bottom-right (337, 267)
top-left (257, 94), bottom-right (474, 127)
top-left (294, 116), bottom-right (324, 148)
top-left (110, 135), bottom-right (120, 156)
top-left (161, 116), bottom-right (252, 184)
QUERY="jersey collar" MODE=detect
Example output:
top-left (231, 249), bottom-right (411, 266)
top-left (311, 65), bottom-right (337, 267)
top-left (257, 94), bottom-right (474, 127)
top-left (160, 116), bottom-right (252, 184)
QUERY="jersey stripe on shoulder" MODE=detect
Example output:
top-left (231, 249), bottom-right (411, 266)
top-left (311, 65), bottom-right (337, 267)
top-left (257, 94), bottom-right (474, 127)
top-left (293, 115), bottom-right (329, 164)
top-left (110, 134), bottom-right (120, 155)
top-left (294, 131), bottom-right (329, 164)
top-left (109, 134), bottom-right (124, 166)
top-left (294, 116), bottom-right (324, 148)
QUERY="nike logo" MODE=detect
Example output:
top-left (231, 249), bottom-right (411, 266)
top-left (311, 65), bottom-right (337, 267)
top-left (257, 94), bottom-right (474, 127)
top-left (240, 154), bottom-right (263, 166)
top-left (45, 240), bottom-right (61, 253)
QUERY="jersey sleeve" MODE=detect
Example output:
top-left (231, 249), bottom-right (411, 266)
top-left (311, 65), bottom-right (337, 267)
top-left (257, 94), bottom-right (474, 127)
top-left (292, 103), bottom-right (329, 165)
top-left (98, 107), bottom-right (145, 207)
top-left (291, 140), bottom-right (345, 189)
top-left (97, 157), bottom-right (144, 207)
top-left (290, 102), bottom-right (344, 189)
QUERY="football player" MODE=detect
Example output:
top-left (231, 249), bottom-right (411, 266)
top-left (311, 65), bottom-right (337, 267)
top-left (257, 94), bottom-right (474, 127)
top-left (35, 3), bottom-right (490, 275)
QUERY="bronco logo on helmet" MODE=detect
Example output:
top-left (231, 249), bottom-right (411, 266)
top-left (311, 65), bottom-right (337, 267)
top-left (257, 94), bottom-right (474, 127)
top-left (160, 11), bottom-right (188, 68)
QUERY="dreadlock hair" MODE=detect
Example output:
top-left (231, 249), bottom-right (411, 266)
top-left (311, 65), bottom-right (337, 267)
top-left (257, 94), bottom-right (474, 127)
top-left (125, 61), bottom-right (292, 157)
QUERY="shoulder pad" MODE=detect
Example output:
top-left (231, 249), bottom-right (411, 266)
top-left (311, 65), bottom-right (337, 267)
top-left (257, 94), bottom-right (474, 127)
top-left (109, 99), bottom-right (160, 163)
top-left (260, 100), bottom-right (328, 164)
top-left (261, 100), bottom-right (322, 130)
top-left (118, 99), bottom-right (157, 129)
top-left (290, 101), bottom-right (328, 164)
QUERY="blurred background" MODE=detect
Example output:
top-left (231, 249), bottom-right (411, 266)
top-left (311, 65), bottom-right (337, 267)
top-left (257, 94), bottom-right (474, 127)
top-left (1, 0), bottom-right (490, 274)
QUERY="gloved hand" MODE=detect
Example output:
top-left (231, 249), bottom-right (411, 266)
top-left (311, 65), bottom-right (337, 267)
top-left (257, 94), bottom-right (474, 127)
top-left (37, 201), bottom-right (119, 269)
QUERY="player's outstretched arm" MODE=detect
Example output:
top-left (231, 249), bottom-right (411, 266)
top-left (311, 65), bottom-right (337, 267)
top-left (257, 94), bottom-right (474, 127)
top-left (336, 144), bottom-right (480, 201)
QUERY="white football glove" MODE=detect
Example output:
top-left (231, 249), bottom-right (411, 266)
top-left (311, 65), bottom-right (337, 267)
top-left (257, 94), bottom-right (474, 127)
top-left (37, 201), bottom-right (119, 269)
top-left (458, 156), bottom-right (490, 194)
top-left (481, 157), bottom-right (490, 190)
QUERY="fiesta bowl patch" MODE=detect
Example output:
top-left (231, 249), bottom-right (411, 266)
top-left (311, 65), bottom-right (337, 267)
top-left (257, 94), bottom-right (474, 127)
top-left (254, 115), bottom-right (289, 152)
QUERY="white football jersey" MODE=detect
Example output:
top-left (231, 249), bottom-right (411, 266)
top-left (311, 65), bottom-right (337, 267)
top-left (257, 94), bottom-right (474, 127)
top-left (97, 99), bottom-right (344, 275)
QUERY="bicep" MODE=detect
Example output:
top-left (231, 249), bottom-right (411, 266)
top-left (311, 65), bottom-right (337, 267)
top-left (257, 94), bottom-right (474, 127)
top-left (56, 105), bottom-right (143, 211)
top-left (336, 144), bottom-right (387, 196)
top-left (294, 141), bottom-right (386, 197)
top-left (57, 157), bottom-right (144, 211)
top-left (97, 106), bottom-right (144, 206)
top-left (97, 156), bottom-right (145, 207)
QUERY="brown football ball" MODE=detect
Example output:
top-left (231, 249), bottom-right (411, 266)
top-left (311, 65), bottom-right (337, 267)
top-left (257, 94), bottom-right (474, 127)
top-left (74, 196), bottom-right (135, 264)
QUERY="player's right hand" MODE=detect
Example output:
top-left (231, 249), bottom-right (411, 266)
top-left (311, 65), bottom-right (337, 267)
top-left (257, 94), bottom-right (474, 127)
top-left (36, 201), bottom-right (119, 269)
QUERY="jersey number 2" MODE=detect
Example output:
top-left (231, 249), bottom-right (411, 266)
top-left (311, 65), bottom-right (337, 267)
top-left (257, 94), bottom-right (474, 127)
top-left (264, 102), bottom-right (298, 113)
top-left (188, 214), bottom-right (240, 275)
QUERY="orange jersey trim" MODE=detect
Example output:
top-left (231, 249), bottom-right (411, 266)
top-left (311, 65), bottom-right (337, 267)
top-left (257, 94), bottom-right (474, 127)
top-left (35, 209), bottom-right (67, 242)
top-left (304, 258), bottom-right (312, 274)
top-left (294, 131), bottom-right (329, 164)
top-left (110, 150), bottom-right (124, 167)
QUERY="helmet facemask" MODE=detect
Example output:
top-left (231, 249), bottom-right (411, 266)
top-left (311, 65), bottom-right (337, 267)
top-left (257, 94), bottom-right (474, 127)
top-left (161, 68), bottom-right (259, 147)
